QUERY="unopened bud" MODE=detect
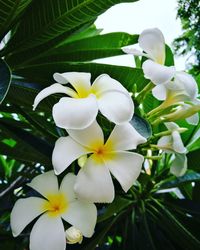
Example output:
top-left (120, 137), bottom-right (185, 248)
top-left (65, 226), bottom-right (83, 244)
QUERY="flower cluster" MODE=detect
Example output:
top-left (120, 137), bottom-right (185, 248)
top-left (123, 28), bottom-right (200, 176)
top-left (10, 28), bottom-right (200, 249)
top-left (11, 73), bottom-right (146, 250)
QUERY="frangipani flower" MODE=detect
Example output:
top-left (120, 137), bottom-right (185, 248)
top-left (170, 153), bottom-right (187, 177)
top-left (157, 122), bottom-right (186, 154)
top-left (33, 72), bottom-right (134, 129)
top-left (122, 28), bottom-right (176, 84)
top-left (11, 171), bottom-right (97, 250)
top-left (52, 121), bottom-right (146, 203)
top-left (152, 71), bottom-right (198, 104)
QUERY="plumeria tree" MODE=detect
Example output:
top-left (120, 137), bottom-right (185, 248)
top-left (0, 1), bottom-right (200, 250)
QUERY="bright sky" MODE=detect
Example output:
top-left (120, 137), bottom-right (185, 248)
top-left (95, 0), bottom-right (186, 70)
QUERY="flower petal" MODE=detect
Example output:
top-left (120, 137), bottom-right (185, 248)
top-left (27, 171), bottom-right (59, 198)
top-left (105, 123), bottom-right (146, 151)
top-left (106, 152), bottom-right (144, 192)
top-left (52, 136), bottom-right (91, 175)
top-left (170, 154), bottom-right (187, 177)
top-left (172, 131), bottom-right (186, 153)
top-left (53, 72), bottom-right (91, 98)
top-left (122, 47), bottom-right (150, 58)
top-left (67, 121), bottom-right (104, 149)
top-left (164, 122), bottom-right (179, 131)
top-left (74, 155), bottom-right (114, 203)
top-left (52, 95), bottom-right (98, 129)
top-left (174, 72), bottom-right (198, 100)
top-left (186, 113), bottom-right (199, 125)
top-left (59, 173), bottom-right (77, 202)
top-left (10, 197), bottom-right (45, 237)
top-left (98, 90), bottom-right (134, 124)
top-left (62, 200), bottom-right (97, 238)
top-left (30, 213), bottom-right (65, 250)
top-left (142, 60), bottom-right (176, 84)
top-left (139, 28), bottom-right (165, 64)
top-left (152, 84), bottom-right (167, 100)
top-left (92, 74), bottom-right (128, 95)
top-left (157, 135), bottom-right (173, 153)
top-left (33, 83), bottom-right (77, 110)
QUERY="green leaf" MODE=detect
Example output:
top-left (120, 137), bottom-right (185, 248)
top-left (0, 0), bottom-right (32, 40)
top-left (12, 32), bottom-right (138, 66)
top-left (159, 171), bottom-right (200, 189)
top-left (98, 196), bottom-right (133, 222)
top-left (130, 114), bottom-right (152, 139)
top-left (143, 93), bottom-right (161, 114)
top-left (13, 62), bottom-right (148, 92)
top-left (0, 58), bottom-right (11, 104)
top-left (4, 0), bottom-right (139, 54)
top-left (165, 45), bottom-right (175, 66)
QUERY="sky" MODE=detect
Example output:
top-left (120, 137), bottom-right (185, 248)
top-left (95, 0), bottom-right (186, 70)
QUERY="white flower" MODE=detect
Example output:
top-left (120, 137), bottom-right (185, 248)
top-left (33, 72), bottom-right (134, 129)
top-left (152, 71), bottom-right (199, 103)
top-left (65, 226), bottom-right (83, 244)
top-left (170, 153), bottom-right (187, 177)
top-left (122, 28), bottom-right (176, 85)
top-left (157, 122), bottom-right (186, 154)
top-left (52, 121), bottom-right (146, 203)
top-left (10, 171), bottom-right (97, 250)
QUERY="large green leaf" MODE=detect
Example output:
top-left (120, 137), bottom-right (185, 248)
top-left (13, 62), bottom-right (148, 91)
top-left (0, 58), bottom-right (11, 104)
top-left (4, 0), bottom-right (138, 54)
top-left (8, 32), bottom-right (138, 66)
top-left (0, 0), bottom-right (32, 40)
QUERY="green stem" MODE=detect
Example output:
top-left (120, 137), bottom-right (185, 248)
top-left (135, 81), bottom-right (154, 103)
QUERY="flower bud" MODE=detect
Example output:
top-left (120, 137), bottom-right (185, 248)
top-left (65, 226), bottom-right (83, 244)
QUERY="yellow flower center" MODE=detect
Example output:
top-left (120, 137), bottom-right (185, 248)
top-left (42, 193), bottom-right (68, 217)
top-left (90, 139), bottom-right (116, 163)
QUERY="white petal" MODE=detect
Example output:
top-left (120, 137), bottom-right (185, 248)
top-left (152, 84), bottom-right (167, 100)
top-left (27, 171), bottom-right (59, 198)
top-left (30, 213), bottom-right (65, 250)
top-left (172, 131), bottom-right (186, 154)
top-left (60, 173), bottom-right (77, 202)
top-left (62, 200), bottom-right (97, 238)
top-left (164, 122), bottom-right (179, 131)
top-left (33, 83), bottom-right (77, 110)
top-left (122, 47), bottom-right (150, 58)
top-left (67, 121), bottom-right (104, 149)
top-left (139, 28), bottom-right (165, 64)
top-left (74, 155), bottom-right (114, 203)
top-left (142, 60), bottom-right (176, 84)
top-left (107, 152), bottom-right (144, 192)
top-left (170, 154), bottom-right (187, 177)
top-left (157, 135), bottom-right (173, 153)
top-left (53, 72), bottom-right (91, 98)
top-left (98, 90), bottom-right (134, 124)
top-left (105, 123), bottom-right (146, 151)
top-left (10, 197), bottom-right (45, 237)
top-left (186, 113), bottom-right (199, 125)
top-left (174, 72), bottom-right (198, 100)
top-left (52, 136), bottom-right (91, 175)
top-left (91, 74), bottom-right (128, 95)
top-left (52, 95), bottom-right (98, 129)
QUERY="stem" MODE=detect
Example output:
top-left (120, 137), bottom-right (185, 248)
top-left (135, 82), bottom-right (154, 103)
top-left (145, 156), bottom-right (162, 160)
